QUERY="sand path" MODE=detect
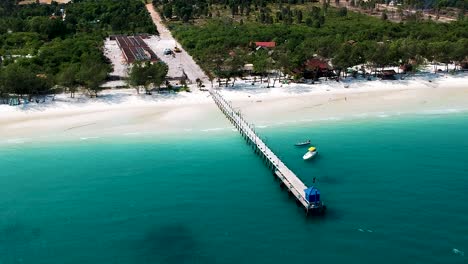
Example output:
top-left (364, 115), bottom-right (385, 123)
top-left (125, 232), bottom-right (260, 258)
top-left (145, 3), bottom-right (208, 84)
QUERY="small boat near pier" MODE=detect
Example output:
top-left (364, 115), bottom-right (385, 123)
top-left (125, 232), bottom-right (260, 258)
top-left (303, 147), bottom-right (318, 160)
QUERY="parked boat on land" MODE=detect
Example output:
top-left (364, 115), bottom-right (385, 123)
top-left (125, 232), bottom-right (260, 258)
top-left (303, 147), bottom-right (318, 160)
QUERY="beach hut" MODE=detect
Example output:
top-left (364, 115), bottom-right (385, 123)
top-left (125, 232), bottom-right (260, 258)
top-left (295, 57), bottom-right (334, 81)
top-left (304, 187), bottom-right (321, 203)
top-left (250, 41), bottom-right (276, 51)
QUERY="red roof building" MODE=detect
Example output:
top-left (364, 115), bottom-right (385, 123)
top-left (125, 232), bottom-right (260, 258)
top-left (304, 58), bottom-right (330, 70)
top-left (293, 57), bottom-right (335, 80)
top-left (255, 42), bottom-right (276, 48)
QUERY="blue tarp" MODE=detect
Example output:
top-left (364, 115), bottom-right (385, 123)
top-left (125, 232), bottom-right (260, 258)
top-left (304, 187), bottom-right (320, 203)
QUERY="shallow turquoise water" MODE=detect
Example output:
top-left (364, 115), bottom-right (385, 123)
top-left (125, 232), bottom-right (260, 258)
top-left (0, 113), bottom-right (467, 264)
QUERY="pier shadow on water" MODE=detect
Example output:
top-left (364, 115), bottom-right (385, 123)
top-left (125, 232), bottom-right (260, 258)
top-left (316, 174), bottom-right (341, 185)
top-left (306, 207), bottom-right (345, 223)
top-left (136, 223), bottom-right (215, 264)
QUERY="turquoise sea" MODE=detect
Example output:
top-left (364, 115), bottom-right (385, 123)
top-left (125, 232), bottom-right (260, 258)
top-left (0, 113), bottom-right (467, 264)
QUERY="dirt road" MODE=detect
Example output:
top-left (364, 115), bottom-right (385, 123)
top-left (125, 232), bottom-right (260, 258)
top-left (145, 3), bottom-right (208, 84)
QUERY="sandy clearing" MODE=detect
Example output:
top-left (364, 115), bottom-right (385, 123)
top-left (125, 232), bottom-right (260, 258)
top-left (145, 3), bottom-right (208, 84)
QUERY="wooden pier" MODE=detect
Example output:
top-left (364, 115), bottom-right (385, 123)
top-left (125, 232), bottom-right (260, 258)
top-left (210, 89), bottom-right (325, 215)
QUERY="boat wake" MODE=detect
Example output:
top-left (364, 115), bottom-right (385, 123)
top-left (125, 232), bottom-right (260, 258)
top-left (357, 228), bottom-right (374, 233)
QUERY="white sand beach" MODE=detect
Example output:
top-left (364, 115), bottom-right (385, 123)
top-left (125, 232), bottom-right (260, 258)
top-left (0, 73), bottom-right (467, 145)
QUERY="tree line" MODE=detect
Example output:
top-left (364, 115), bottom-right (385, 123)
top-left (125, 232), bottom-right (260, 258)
top-left (0, 0), bottom-right (157, 102)
top-left (154, 0), bottom-right (466, 22)
top-left (167, 3), bottom-right (467, 81)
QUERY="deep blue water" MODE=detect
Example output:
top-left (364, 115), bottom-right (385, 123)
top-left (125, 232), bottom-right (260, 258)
top-left (0, 113), bottom-right (467, 264)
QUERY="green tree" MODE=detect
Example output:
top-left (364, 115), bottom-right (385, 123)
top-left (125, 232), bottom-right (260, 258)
top-left (28, 16), bottom-right (69, 40)
top-left (338, 7), bottom-right (348, 17)
top-left (253, 49), bottom-right (269, 84)
top-left (457, 8), bottom-right (465, 21)
top-left (272, 46), bottom-right (292, 84)
top-left (129, 61), bottom-right (168, 94)
top-left (0, 63), bottom-right (49, 101)
top-left (333, 44), bottom-right (354, 79)
top-left (297, 10), bottom-right (303, 23)
top-left (78, 58), bottom-right (109, 97)
top-left (0, 68), bottom-right (6, 99)
top-left (428, 41), bottom-right (452, 72)
top-left (226, 48), bottom-right (246, 86)
top-left (163, 3), bottom-right (173, 19)
top-left (452, 39), bottom-right (468, 70)
top-left (56, 63), bottom-right (80, 98)
top-left (128, 62), bottom-right (147, 94)
top-left (381, 11), bottom-right (388, 20)
top-left (148, 61), bottom-right (169, 93)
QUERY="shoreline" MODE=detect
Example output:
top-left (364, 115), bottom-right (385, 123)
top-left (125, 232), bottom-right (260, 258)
top-left (1, 73), bottom-right (467, 145)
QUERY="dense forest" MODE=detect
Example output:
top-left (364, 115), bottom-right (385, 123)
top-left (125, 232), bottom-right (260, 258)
top-left (0, 0), bottom-right (157, 101)
top-left (154, 0), bottom-right (467, 80)
top-left (155, 0), bottom-right (466, 22)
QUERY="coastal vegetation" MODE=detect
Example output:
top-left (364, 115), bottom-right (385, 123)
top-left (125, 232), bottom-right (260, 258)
top-left (0, 0), bottom-right (156, 102)
top-left (156, 0), bottom-right (466, 22)
top-left (129, 61), bottom-right (169, 95)
top-left (155, 0), bottom-right (467, 81)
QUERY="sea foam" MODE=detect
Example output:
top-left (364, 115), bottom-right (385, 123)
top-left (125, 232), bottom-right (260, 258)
top-left (5, 138), bottom-right (30, 144)
top-left (80, 137), bottom-right (100, 141)
top-left (201, 128), bottom-right (224, 132)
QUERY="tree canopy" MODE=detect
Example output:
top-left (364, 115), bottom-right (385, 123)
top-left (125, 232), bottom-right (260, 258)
top-left (129, 61), bottom-right (169, 94)
top-left (166, 3), bottom-right (468, 78)
top-left (0, 0), bottom-right (157, 100)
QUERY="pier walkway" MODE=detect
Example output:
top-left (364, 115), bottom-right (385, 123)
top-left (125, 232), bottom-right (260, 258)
top-left (210, 90), bottom-right (325, 214)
